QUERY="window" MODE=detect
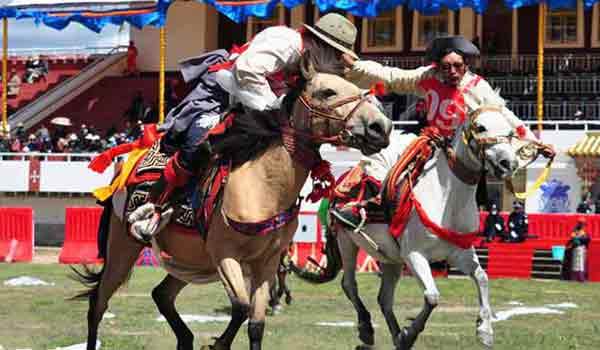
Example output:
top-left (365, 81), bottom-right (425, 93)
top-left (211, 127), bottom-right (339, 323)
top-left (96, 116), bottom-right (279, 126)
top-left (246, 5), bottom-right (285, 41)
top-left (361, 8), bottom-right (403, 52)
top-left (592, 3), bottom-right (600, 48)
top-left (412, 8), bottom-right (455, 51)
top-left (544, 1), bottom-right (584, 48)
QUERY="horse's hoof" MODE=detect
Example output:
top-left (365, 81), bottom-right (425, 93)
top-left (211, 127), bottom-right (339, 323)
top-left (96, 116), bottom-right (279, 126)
top-left (477, 328), bottom-right (494, 348)
top-left (476, 318), bottom-right (494, 348)
top-left (285, 295), bottom-right (293, 305)
top-left (355, 344), bottom-right (374, 350)
top-left (357, 321), bottom-right (375, 346)
top-left (270, 305), bottom-right (283, 316)
top-left (394, 327), bottom-right (417, 350)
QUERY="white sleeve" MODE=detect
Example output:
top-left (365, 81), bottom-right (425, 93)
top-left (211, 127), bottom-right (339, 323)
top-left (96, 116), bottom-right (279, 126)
top-left (346, 60), bottom-right (432, 96)
top-left (468, 78), bottom-right (540, 142)
top-left (230, 27), bottom-right (303, 111)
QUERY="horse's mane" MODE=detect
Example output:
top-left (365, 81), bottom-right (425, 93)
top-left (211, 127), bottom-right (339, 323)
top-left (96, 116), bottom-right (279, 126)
top-left (211, 43), bottom-right (345, 169)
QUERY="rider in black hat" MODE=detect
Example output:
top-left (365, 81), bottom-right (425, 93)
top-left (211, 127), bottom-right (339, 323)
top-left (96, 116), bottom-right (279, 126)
top-left (332, 35), bottom-right (555, 228)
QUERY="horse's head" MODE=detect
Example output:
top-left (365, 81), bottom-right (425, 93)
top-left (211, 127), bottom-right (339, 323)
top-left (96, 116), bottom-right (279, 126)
top-left (286, 53), bottom-right (391, 155)
top-left (461, 106), bottom-right (540, 180)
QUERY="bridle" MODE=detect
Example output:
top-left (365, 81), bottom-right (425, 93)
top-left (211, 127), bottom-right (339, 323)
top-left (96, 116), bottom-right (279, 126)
top-left (284, 91), bottom-right (372, 146)
top-left (457, 106), bottom-right (554, 199)
top-left (463, 106), bottom-right (542, 168)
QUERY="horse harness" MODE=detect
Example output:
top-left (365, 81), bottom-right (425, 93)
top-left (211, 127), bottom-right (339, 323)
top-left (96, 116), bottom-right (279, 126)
top-left (221, 90), bottom-right (371, 236)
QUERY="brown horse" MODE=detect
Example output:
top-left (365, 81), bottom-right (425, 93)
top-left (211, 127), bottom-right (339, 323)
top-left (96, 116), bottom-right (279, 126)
top-left (74, 52), bottom-right (391, 350)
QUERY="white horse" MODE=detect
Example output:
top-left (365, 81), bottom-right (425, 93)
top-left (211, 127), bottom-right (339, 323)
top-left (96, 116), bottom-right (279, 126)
top-left (293, 106), bottom-right (551, 350)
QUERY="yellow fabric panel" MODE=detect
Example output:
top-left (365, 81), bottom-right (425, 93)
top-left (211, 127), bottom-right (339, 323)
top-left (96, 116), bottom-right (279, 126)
top-left (92, 148), bottom-right (149, 201)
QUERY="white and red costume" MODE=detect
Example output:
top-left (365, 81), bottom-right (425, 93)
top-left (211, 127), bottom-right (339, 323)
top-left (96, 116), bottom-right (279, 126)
top-left (345, 61), bottom-right (539, 181)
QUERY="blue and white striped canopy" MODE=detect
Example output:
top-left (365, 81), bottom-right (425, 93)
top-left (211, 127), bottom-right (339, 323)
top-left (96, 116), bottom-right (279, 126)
top-left (200, 0), bottom-right (598, 22)
top-left (0, 0), bottom-right (595, 30)
top-left (0, 0), bottom-right (171, 32)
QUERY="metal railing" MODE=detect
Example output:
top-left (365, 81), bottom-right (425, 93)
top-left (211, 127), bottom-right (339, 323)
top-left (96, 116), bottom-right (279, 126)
top-left (391, 120), bottom-right (600, 131)
top-left (373, 53), bottom-right (600, 75)
top-left (506, 101), bottom-right (600, 120)
top-left (6, 45), bottom-right (128, 57)
top-left (0, 152), bottom-right (99, 161)
top-left (488, 76), bottom-right (600, 95)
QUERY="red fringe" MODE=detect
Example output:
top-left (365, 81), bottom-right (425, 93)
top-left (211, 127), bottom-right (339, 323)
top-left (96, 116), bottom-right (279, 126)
top-left (307, 160), bottom-right (335, 203)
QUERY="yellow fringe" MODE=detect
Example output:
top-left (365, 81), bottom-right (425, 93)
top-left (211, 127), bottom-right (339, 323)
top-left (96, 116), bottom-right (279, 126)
top-left (92, 148), bottom-right (149, 201)
top-left (513, 158), bottom-right (554, 200)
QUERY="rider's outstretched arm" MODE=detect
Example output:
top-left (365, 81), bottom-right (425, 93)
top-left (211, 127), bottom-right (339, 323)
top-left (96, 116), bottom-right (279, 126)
top-left (345, 60), bottom-right (433, 95)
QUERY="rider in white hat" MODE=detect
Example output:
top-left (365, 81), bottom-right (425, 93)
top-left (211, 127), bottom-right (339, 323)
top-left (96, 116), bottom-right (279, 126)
top-left (132, 14), bottom-right (359, 241)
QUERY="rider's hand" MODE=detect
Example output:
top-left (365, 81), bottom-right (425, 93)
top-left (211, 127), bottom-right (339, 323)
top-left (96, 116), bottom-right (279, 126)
top-left (341, 53), bottom-right (357, 68)
top-left (540, 144), bottom-right (556, 158)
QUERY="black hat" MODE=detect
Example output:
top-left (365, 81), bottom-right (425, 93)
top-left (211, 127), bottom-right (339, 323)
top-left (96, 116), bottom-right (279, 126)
top-left (426, 36), bottom-right (480, 63)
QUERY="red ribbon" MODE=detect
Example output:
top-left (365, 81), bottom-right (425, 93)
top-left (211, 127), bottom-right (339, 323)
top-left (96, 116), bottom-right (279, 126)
top-left (306, 160), bottom-right (335, 203)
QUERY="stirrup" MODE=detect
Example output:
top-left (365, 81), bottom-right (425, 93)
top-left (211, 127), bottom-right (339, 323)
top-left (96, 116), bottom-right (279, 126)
top-left (330, 206), bottom-right (362, 228)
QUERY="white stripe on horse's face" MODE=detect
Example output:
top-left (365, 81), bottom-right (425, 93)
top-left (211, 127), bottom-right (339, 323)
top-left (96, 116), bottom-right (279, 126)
top-left (471, 109), bottom-right (523, 179)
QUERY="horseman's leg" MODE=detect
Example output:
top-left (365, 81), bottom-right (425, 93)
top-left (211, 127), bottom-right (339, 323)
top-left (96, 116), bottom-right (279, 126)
top-left (396, 251), bottom-right (439, 350)
top-left (87, 213), bottom-right (144, 350)
top-left (377, 263), bottom-right (403, 344)
top-left (450, 248), bottom-right (494, 347)
top-left (337, 226), bottom-right (375, 349)
top-left (152, 274), bottom-right (193, 350)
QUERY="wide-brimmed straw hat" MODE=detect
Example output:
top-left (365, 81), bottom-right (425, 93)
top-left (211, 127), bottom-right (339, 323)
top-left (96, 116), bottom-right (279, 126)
top-left (303, 13), bottom-right (358, 59)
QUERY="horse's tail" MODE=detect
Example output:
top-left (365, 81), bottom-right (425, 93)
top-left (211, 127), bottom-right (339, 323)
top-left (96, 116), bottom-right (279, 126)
top-left (289, 223), bottom-right (343, 284)
top-left (69, 198), bottom-right (113, 300)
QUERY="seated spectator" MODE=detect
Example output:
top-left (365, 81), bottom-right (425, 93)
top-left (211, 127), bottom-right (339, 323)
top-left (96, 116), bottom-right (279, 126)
top-left (576, 194), bottom-right (593, 214)
top-left (594, 195), bottom-right (600, 214)
top-left (15, 122), bottom-right (26, 143)
top-left (507, 201), bottom-right (528, 243)
top-left (24, 55), bottom-right (49, 84)
top-left (0, 131), bottom-right (9, 152)
top-left (7, 68), bottom-right (21, 97)
top-left (484, 203), bottom-right (505, 242)
top-left (561, 218), bottom-right (591, 282)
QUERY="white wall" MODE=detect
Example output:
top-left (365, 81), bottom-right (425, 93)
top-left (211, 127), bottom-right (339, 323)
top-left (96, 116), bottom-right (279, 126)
top-left (40, 161), bottom-right (114, 193)
top-left (0, 161), bottom-right (29, 192)
top-left (130, 2), bottom-right (218, 72)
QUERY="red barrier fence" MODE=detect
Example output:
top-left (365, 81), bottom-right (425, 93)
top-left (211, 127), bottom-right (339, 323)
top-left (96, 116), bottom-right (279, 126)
top-left (0, 208), bottom-right (34, 262)
top-left (59, 207), bottom-right (104, 264)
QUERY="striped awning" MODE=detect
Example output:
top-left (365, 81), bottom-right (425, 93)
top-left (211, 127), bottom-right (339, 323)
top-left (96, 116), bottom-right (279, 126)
top-left (568, 133), bottom-right (600, 157)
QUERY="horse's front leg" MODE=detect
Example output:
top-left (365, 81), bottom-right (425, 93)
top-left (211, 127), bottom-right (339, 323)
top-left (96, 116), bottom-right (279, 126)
top-left (337, 227), bottom-right (375, 350)
top-left (203, 258), bottom-right (251, 350)
top-left (377, 263), bottom-right (403, 345)
top-left (248, 253), bottom-right (280, 350)
top-left (451, 249), bottom-right (494, 348)
top-left (396, 252), bottom-right (439, 350)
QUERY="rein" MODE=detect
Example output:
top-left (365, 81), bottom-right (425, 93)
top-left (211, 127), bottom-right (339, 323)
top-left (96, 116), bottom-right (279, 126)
top-left (463, 106), bottom-right (554, 200)
top-left (280, 89), bottom-right (374, 202)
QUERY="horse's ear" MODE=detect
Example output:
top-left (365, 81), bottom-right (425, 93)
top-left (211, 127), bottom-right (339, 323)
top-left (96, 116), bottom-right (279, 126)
top-left (300, 51), bottom-right (317, 80)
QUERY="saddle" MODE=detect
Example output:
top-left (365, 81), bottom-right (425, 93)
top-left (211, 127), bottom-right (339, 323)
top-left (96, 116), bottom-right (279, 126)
top-left (124, 140), bottom-right (230, 238)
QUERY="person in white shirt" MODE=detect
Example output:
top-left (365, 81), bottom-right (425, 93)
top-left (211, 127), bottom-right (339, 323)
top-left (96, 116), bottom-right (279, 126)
top-left (332, 36), bottom-right (554, 227)
top-left (136, 14), bottom-right (359, 237)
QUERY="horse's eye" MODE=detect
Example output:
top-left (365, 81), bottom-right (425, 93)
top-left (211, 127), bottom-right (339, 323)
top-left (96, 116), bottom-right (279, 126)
top-left (315, 88), bottom-right (337, 100)
top-left (475, 125), bottom-right (487, 133)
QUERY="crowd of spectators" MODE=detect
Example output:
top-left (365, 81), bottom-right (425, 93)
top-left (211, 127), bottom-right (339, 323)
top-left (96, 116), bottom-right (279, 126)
top-left (0, 120), bottom-right (145, 154)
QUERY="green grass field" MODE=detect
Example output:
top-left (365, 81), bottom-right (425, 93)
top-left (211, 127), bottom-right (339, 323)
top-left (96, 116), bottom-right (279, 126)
top-left (0, 263), bottom-right (599, 350)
